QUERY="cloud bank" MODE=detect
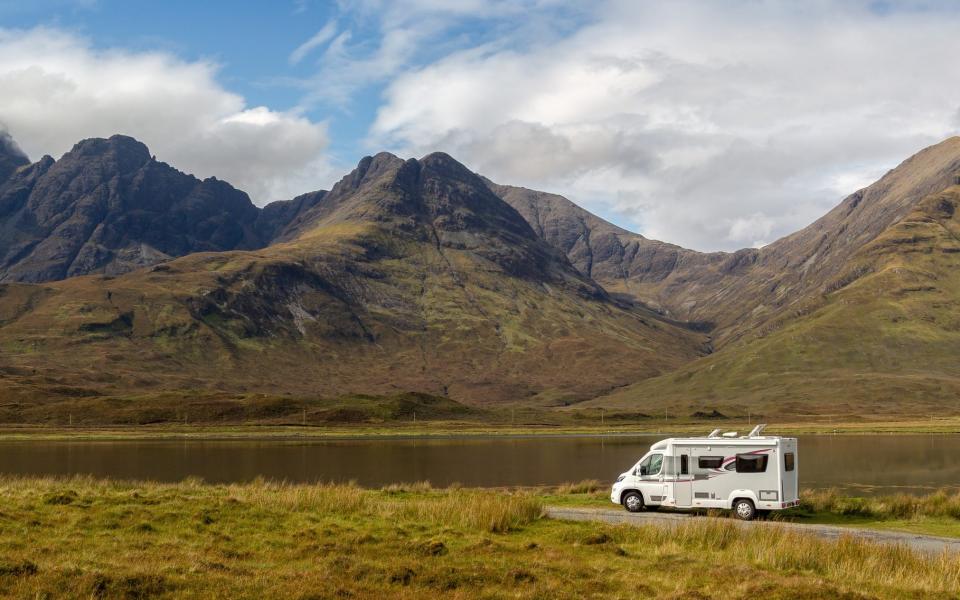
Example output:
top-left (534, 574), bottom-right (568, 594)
top-left (369, 0), bottom-right (960, 250)
top-left (0, 27), bottom-right (330, 204)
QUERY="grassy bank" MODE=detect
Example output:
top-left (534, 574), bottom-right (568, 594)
top-left (3, 416), bottom-right (960, 441)
top-left (0, 478), bottom-right (956, 598)
top-left (4, 390), bottom-right (960, 438)
top-left (782, 489), bottom-right (960, 538)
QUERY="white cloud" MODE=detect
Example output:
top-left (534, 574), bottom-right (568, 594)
top-left (369, 0), bottom-right (960, 251)
top-left (289, 21), bottom-right (338, 65)
top-left (0, 27), bottom-right (331, 203)
top-left (290, 0), bottom-right (586, 111)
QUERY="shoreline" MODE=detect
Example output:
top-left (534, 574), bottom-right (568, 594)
top-left (0, 418), bottom-right (959, 441)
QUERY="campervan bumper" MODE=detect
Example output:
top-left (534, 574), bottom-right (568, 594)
top-left (610, 478), bottom-right (626, 504)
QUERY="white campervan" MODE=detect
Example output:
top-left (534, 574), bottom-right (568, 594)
top-left (610, 425), bottom-right (799, 520)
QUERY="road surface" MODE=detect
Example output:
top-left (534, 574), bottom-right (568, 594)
top-left (545, 506), bottom-right (960, 556)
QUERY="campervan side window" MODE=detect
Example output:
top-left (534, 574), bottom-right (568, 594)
top-left (680, 455), bottom-right (689, 475)
top-left (698, 456), bottom-right (723, 469)
top-left (736, 454), bottom-right (769, 473)
top-left (784, 452), bottom-right (795, 472)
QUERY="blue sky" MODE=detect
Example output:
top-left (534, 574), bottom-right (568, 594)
top-left (0, 0), bottom-right (588, 166)
top-left (1, 1), bottom-right (959, 251)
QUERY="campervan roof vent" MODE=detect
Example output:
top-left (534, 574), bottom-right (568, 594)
top-left (748, 424), bottom-right (767, 438)
top-left (721, 432), bottom-right (738, 438)
top-left (707, 429), bottom-right (721, 438)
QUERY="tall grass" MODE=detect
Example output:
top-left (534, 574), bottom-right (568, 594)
top-left (398, 490), bottom-right (543, 533)
top-left (226, 478), bottom-right (541, 533)
top-left (0, 476), bottom-right (542, 533)
top-left (629, 518), bottom-right (960, 592)
top-left (554, 479), bottom-right (603, 495)
top-left (228, 478), bottom-right (374, 514)
top-left (801, 488), bottom-right (960, 520)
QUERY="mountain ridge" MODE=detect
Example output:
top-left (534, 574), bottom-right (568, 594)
top-left (0, 134), bottom-right (325, 283)
top-left (491, 137), bottom-right (960, 346)
top-left (0, 137), bottom-right (707, 411)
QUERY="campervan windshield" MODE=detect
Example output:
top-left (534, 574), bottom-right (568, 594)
top-left (637, 453), bottom-right (662, 475)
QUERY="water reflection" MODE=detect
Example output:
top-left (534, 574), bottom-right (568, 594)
top-left (0, 434), bottom-right (957, 495)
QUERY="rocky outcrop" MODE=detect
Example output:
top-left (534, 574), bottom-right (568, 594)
top-left (0, 135), bottom-right (325, 283)
top-left (0, 132), bottom-right (29, 183)
top-left (254, 190), bottom-right (326, 243)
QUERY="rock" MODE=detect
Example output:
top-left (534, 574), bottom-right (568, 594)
top-left (0, 134), bottom-right (323, 283)
top-left (0, 131), bottom-right (29, 183)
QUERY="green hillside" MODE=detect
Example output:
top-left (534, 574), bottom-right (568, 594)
top-left (585, 186), bottom-right (960, 417)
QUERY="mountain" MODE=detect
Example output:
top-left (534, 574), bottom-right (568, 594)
top-left (254, 190), bottom-right (326, 242)
top-left (584, 182), bottom-right (960, 417)
top-left (0, 135), bottom-right (321, 283)
top-left (491, 138), bottom-right (960, 347)
top-left (0, 132), bottom-right (29, 182)
top-left (486, 180), bottom-right (720, 321)
top-left (3, 130), bottom-right (960, 421)
top-left (0, 142), bottom-right (707, 415)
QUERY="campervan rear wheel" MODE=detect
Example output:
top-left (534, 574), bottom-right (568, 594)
top-left (622, 491), bottom-right (644, 513)
top-left (733, 499), bottom-right (756, 521)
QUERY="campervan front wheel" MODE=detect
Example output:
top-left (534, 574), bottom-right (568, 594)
top-left (733, 499), bottom-right (756, 521)
top-left (622, 491), bottom-right (644, 513)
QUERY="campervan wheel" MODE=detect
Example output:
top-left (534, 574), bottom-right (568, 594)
top-left (622, 491), bottom-right (644, 513)
top-left (733, 499), bottom-right (756, 521)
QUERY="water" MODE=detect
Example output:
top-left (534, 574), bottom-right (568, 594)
top-left (0, 434), bottom-right (957, 495)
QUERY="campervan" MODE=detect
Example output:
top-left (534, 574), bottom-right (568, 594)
top-left (610, 425), bottom-right (798, 520)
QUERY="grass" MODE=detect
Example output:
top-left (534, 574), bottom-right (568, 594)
top-left (799, 488), bottom-right (960, 520)
top-left (775, 489), bottom-right (960, 538)
top-left (0, 477), bottom-right (956, 598)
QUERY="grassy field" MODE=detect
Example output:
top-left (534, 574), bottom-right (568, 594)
top-left (0, 478), bottom-right (957, 598)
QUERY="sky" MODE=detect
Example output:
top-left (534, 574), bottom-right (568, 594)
top-left (1, 0), bottom-right (959, 251)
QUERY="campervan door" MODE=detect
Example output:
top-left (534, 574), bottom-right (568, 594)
top-left (670, 446), bottom-right (694, 507)
top-left (781, 438), bottom-right (798, 503)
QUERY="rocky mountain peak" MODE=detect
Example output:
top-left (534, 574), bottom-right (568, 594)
top-left (288, 150), bottom-right (541, 240)
top-left (330, 152), bottom-right (406, 197)
top-left (0, 131), bottom-right (30, 182)
top-left (64, 134), bottom-right (152, 173)
top-left (0, 135), bottom-right (319, 282)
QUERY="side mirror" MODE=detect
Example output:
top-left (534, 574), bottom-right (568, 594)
top-left (639, 466), bottom-right (648, 476)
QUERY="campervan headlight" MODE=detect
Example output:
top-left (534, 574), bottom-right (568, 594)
top-left (615, 474), bottom-right (626, 483)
